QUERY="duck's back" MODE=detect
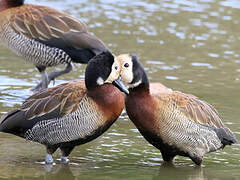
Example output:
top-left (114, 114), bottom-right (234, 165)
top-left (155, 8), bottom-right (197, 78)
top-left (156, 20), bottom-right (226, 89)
top-left (0, 4), bottom-right (107, 66)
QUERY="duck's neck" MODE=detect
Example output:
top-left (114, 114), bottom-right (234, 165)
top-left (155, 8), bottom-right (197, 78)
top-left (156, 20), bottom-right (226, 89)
top-left (129, 70), bottom-right (150, 96)
top-left (129, 83), bottom-right (150, 96)
top-left (88, 84), bottom-right (124, 118)
top-left (0, 0), bottom-right (24, 11)
top-left (88, 84), bottom-right (116, 101)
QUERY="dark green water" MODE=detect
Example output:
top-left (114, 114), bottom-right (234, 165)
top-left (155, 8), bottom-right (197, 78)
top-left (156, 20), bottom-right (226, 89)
top-left (0, 0), bottom-right (239, 179)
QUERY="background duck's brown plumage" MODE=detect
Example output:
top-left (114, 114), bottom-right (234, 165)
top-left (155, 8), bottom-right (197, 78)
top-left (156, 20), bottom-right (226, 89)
top-left (8, 4), bottom-right (107, 59)
top-left (0, 2), bottom-right (108, 90)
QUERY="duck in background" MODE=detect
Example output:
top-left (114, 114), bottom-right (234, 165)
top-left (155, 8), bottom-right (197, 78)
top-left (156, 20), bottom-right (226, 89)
top-left (0, 0), bottom-right (108, 91)
top-left (116, 54), bottom-right (237, 165)
top-left (0, 51), bottom-right (128, 164)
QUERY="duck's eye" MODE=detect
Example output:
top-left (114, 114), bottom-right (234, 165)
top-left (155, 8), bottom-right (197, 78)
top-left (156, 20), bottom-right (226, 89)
top-left (115, 66), bottom-right (118, 70)
top-left (124, 63), bottom-right (129, 68)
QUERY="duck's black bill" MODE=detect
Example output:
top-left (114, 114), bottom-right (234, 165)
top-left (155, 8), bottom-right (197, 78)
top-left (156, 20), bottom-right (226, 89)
top-left (113, 77), bottom-right (129, 95)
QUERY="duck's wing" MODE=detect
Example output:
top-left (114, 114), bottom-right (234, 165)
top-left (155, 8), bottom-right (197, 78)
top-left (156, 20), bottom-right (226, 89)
top-left (170, 91), bottom-right (224, 128)
top-left (155, 91), bottom-right (237, 147)
top-left (0, 81), bottom-right (87, 136)
top-left (10, 4), bottom-right (107, 62)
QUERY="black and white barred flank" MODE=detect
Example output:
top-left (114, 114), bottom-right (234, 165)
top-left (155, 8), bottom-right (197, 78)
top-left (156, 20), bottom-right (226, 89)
top-left (0, 23), bottom-right (71, 67)
top-left (25, 96), bottom-right (104, 145)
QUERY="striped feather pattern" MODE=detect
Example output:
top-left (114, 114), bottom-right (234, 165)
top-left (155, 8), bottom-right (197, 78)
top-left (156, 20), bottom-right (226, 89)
top-left (25, 95), bottom-right (105, 145)
top-left (153, 91), bottom-right (234, 155)
top-left (156, 99), bottom-right (222, 156)
top-left (0, 23), bottom-right (71, 67)
top-left (10, 5), bottom-right (88, 41)
top-left (21, 81), bottom-right (86, 119)
top-left (0, 4), bottom-right (107, 67)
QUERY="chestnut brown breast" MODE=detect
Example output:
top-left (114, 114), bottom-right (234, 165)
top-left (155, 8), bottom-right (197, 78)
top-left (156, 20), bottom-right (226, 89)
top-left (125, 87), bottom-right (157, 133)
top-left (88, 84), bottom-right (125, 121)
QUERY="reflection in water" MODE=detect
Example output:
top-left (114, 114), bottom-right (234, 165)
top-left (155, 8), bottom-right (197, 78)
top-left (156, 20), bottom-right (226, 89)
top-left (0, 162), bottom-right (203, 180)
top-left (0, 162), bottom-right (229, 180)
top-left (154, 164), bottom-right (204, 180)
top-left (41, 165), bottom-right (75, 180)
top-left (6, 165), bottom-right (75, 180)
top-left (0, 0), bottom-right (240, 179)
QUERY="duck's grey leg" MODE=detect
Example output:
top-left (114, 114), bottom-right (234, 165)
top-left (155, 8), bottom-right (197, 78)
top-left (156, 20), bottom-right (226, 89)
top-left (32, 63), bottom-right (73, 91)
top-left (32, 66), bottom-right (48, 92)
top-left (47, 63), bottom-right (73, 83)
top-left (45, 153), bottom-right (54, 164)
top-left (45, 145), bottom-right (58, 164)
top-left (59, 146), bottom-right (75, 164)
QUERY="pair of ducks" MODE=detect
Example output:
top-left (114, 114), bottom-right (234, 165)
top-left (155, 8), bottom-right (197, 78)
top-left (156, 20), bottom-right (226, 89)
top-left (0, 0), bottom-right (237, 165)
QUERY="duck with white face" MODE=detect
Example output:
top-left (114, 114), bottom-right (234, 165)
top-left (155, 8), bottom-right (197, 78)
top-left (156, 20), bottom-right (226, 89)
top-left (116, 54), bottom-right (237, 166)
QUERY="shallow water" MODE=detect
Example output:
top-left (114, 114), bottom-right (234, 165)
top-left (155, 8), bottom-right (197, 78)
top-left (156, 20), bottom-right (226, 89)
top-left (0, 0), bottom-right (240, 179)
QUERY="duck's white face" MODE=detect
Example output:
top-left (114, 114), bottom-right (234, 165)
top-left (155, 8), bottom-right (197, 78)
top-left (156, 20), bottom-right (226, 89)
top-left (115, 54), bottom-right (142, 88)
top-left (115, 54), bottom-right (133, 84)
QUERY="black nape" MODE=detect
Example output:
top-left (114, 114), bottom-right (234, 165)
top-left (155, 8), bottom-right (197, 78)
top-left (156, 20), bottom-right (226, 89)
top-left (85, 51), bottom-right (114, 90)
top-left (130, 54), bottom-right (149, 88)
top-left (7, 0), bottom-right (25, 7)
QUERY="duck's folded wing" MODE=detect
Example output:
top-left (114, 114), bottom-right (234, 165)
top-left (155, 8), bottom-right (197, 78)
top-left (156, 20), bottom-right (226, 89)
top-left (0, 81), bottom-right (87, 136)
top-left (10, 5), bottom-right (107, 62)
top-left (156, 91), bottom-right (237, 145)
top-left (22, 80), bottom-right (104, 145)
top-left (170, 91), bottom-right (224, 128)
top-left (24, 99), bottom-right (103, 145)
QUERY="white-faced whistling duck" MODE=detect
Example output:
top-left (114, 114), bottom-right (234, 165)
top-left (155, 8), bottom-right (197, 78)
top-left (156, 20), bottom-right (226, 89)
top-left (0, 0), bottom-right (108, 91)
top-left (116, 54), bottom-right (237, 165)
top-left (0, 51), bottom-right (128, 164)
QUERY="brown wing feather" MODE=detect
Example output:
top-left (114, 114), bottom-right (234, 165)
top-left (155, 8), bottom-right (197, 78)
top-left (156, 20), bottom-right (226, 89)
top-left (155, 91), bottom-right (225, 129)
top-left (10, 4), bottom-right (89, 42)
top-left (21, 80), bottom-right (87, 120)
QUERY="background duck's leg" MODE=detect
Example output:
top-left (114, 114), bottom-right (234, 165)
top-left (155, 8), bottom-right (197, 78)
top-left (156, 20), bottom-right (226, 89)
top-left (48, 63), bottom-right (73, 83)
top-left (33, 63), bottom-right (73, 91)
top-left (32, 66), bottom-right (48, 91)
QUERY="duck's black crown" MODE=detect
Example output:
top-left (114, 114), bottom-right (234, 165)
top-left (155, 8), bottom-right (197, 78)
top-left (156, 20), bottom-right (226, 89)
top-left (7, 0), bottom-right (25, 7)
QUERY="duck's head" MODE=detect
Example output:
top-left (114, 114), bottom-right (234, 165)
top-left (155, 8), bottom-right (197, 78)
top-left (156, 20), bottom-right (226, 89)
top-left (115, 54), bottom-right (149, 90)
top-left (85, 51), bottom-right (129, 94)
top-left (6, 0), bottom-right (24, 6)
top-left (0, 0), bottom-right (24, 11)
